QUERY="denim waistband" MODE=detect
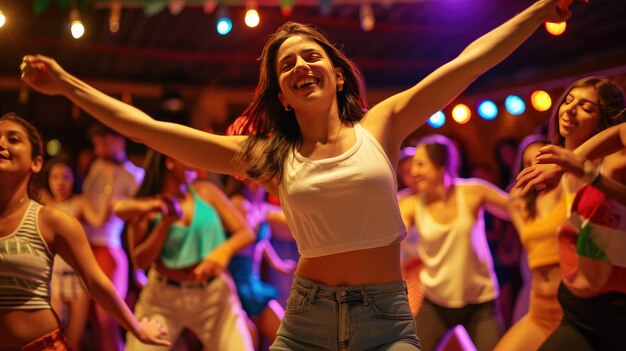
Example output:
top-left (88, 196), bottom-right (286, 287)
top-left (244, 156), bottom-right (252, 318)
top-left (291, 275), bottom-right (407, 304)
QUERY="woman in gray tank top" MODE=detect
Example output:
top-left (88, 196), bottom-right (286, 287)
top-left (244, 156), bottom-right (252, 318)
top-left (0, 113), bottom-right (170, 349)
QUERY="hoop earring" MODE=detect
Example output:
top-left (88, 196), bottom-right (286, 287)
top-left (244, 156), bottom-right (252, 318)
top-left (284, 105), bottom-right (292, 112)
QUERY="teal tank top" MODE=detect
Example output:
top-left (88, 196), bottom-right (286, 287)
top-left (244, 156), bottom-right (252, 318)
top-left (154, 187), bottom-right (226, 269)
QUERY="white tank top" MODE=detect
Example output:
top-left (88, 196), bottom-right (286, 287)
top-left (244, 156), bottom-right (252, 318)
top-left (415, 181), bottom-right (498, 308)
top-left (278, 123), bottom-right (407, 258)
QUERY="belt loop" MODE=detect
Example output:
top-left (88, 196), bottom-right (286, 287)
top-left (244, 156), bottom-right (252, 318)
top-left (361, 287), bottom-right (369, 306)
top-left (308, 284), bottom-right (319, 304)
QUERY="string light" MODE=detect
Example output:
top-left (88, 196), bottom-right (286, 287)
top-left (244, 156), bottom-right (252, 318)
top-left (505, 95), bottom-right (526, 116)
top-left (244, 2), bottom-right (260, 28)
top-left (69, 7), bottom-right (84, 39)
top-left (0, 10), bottom-right (6, 28)
top-left (477, 100), bottom-right (498, 120)
top-left (452, 104), bottom-right (471, 124)
top-left (531, 90), bottom-right (552, 112)
top-left (216, 7), bottom-right (232, 35)
top-left (360, 4), bottom-right (375, 32)
top-left (545, 22), bottom-right (566, 36)
top-left (428, 111), bottom-right (446, 128)
top-left (109, 0), bottom-right (121, 33)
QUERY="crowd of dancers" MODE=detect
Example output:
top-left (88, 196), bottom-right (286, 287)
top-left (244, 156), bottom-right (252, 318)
top-left (2, 0), bottom-right (626, 350)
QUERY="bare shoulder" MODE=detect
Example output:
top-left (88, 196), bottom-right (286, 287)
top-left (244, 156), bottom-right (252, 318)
top-left (37, 205), bottom-right (82, 248)
top-left (38, 205), bottom-right (79, 228)
top-left (192, 181), bottom-right (225, 202)
top-left (603, 148), bottom-right (626, 184)
top-left (399, 194), bottom-right (417, 212)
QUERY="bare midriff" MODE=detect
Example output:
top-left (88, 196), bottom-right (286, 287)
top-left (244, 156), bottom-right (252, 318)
top-left (296, 244), bottom-right (402, 286)
top-left (531, 263), bottom-right (562, 297)
top-left (1, 309), bottom-right (60, 348)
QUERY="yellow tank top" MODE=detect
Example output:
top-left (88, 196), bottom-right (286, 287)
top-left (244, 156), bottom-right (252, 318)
top-left (518, 194), bottom-right (566, 269)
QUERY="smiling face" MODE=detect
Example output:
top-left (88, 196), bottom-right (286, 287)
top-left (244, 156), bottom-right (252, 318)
top-left (558, 86), bottom-right (600, 148)
top-left (275, 35), bottom-right (344, 112)
top-left (0, 120), bottom-right (42, 177)
top-left (411, 145), bottom-right (444, 193)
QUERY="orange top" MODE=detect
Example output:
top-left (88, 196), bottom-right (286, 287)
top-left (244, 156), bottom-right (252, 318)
top-left (518, 194), bottom-right (567, 270)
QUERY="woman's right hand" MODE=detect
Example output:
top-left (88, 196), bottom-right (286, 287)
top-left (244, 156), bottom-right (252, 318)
top-left (20, 55), bottom-right (68, 96)
top-left (137, 317), bottom-right (171, 346)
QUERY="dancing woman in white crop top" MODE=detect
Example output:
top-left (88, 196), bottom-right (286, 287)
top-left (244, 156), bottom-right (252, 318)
top-left (400, 135), bottom-right (510, 351)
top-left (20, 2), bottom-right (578, 349)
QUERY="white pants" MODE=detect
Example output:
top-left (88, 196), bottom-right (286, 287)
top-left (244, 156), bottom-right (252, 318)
top-left (126, 270), bottom-right (254, 351)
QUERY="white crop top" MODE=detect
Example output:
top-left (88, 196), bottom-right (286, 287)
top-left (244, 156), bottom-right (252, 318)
top-left (415, 181), bottom-right (498, 308)
top-left (278, 122), bottom-right (407, 258)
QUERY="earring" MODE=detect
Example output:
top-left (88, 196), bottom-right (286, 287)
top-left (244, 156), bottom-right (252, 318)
top-left (337, 83), bottom-right (344, 92)
top-left (284, 105), bottom-right (292, 112)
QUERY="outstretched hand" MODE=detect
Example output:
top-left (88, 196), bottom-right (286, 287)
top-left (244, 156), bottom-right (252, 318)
top-left (20, 55), bottom-right (68, 96)
top-left (137, 317), bottom-right (171, 346)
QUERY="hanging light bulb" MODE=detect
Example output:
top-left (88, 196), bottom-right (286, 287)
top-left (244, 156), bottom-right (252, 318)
top-left (69, 7), bottom-right (84, 39)
top-left (0, 10), bottom-right (6, 28)
top-left (452, 104), bottom-right (471, 124)
top-left (216, 6), bottom-right (232, 35)
top-left (245, 2), bottom-right (260, 28)
top-left (360, 3), bottom-right (375, 32)
top-left (109, 0), bottom-right (121, 33)
top-left (545, 22), bottom-right (566, 36)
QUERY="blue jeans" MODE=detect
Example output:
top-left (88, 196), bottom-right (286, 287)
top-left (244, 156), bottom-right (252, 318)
top-left (271, 275), bottom-right (421, 351)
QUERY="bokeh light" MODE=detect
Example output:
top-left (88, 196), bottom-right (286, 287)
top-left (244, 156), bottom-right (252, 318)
top-left (505, 95), bottom-right (526, 116)
top-left (478, 100), bottom-right (498, 120)
top-left (428, 111), bottom-right (446, 128)
top-left (452, 104), bottom-right (471, 124)
top-left (545, 22), bottom-right (566, 36)
top-left (531, 90), bottom-right (552, 112)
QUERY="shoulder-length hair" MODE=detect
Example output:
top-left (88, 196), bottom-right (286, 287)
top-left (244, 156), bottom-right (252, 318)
top-left (233, 22), bottom-right (368, 182)
top-left (134, 149), bottom-right (167, 198)
top-left (510, 134), bottom-right (549, 220)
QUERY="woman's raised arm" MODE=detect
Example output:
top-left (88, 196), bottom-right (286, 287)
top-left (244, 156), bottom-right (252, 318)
top-left (367, 0), bottom-right (579, 145)
top-left (20, 55), bottom-right (247, 177)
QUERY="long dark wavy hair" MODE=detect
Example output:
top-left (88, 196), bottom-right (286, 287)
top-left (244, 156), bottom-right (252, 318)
top-left (134, 149), bottom-right (168, 198)
top-left (233, 22), bottom-right (368, 182)
top-left (549, 76), bottom-right (626, 147)
top-left (510, 134), bottom-right (549, 220)
top-left (1, 113), bottom-right (45, 201)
